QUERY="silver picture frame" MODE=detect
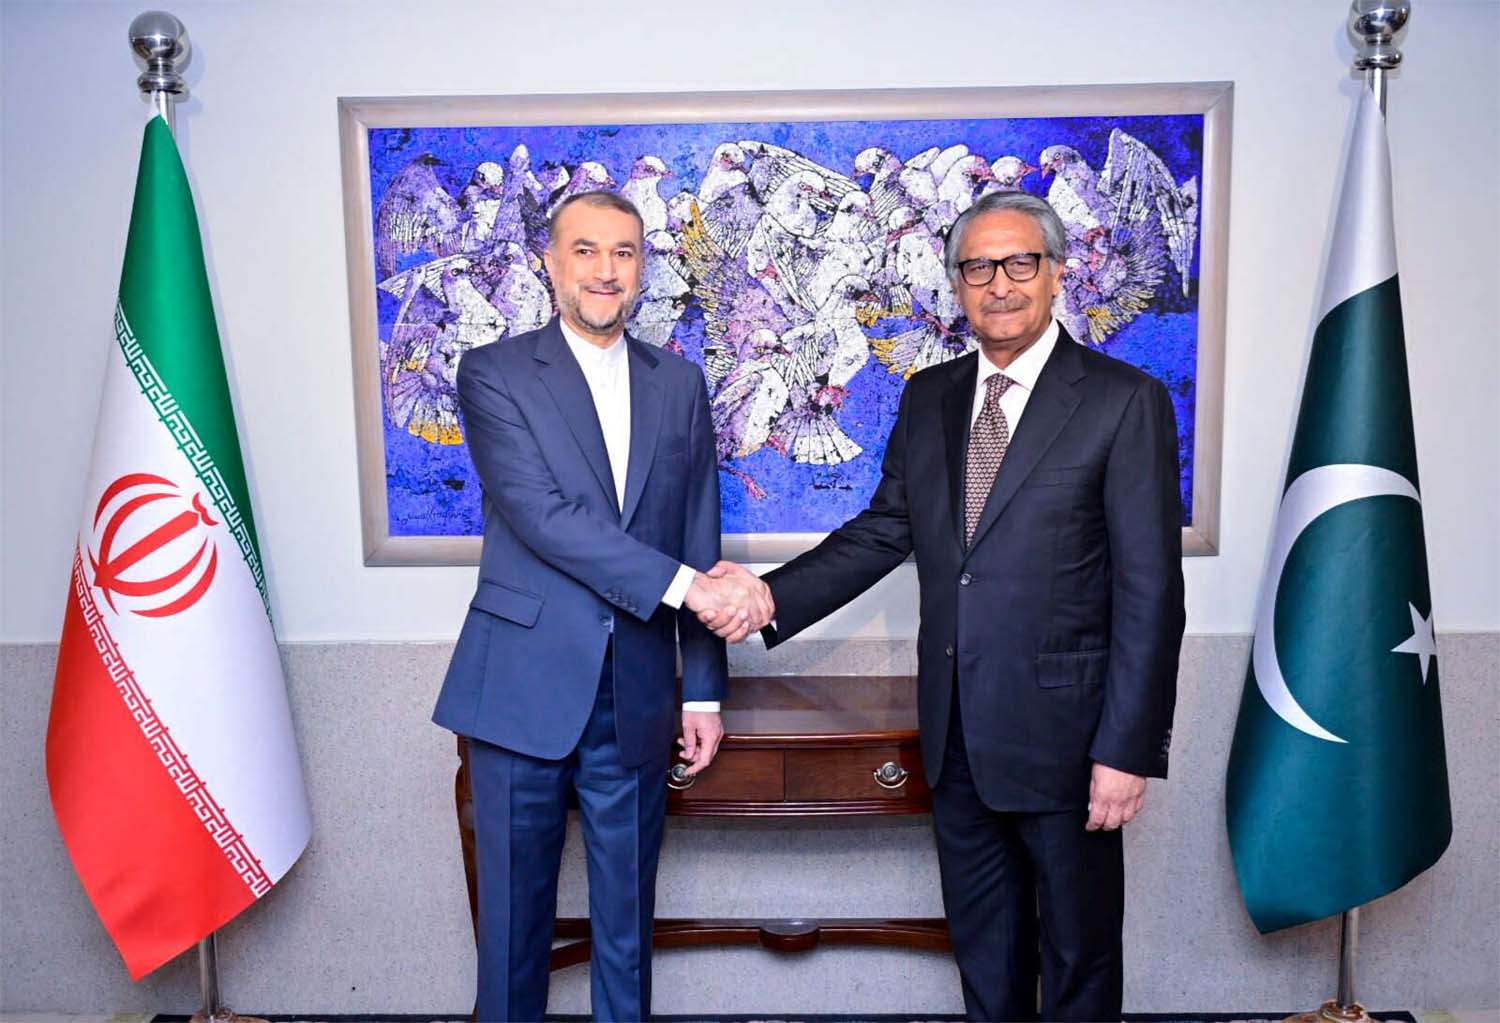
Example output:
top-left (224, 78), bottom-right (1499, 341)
top-left (339, 83), bottom-right (1231, 566)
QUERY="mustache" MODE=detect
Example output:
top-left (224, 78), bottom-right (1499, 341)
top-left (981, 299), bottom-right (1030, 313)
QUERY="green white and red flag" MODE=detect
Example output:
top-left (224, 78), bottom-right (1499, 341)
top-left (46, 116), bottom-right (311, 979)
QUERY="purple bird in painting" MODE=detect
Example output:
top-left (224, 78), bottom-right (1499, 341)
top-left (375, 154), bottom-right (463, 277)
top-left (692, 143), bottom-right (762, 259)
top-left (801, 191), bottom-right (882, 315)
top-left (457, 161), bottom-right (507, 248)
top-left (1098, 129), bottom-right (1198, 291)
top-left (471, 240), bottom-right (551, 336)
top-left (489, 145), bottom-right (539, 250)
top-left (681, 199), bottom-right (797, 358)
top-left (745, 169), bottom-right (834, 316)
top-left (699, 143), bottom-right (749, 204)
top-left (983, 155), bottom-right (1039, 194)
top-left (379, 255), bottom-right (506, 445)
top-left (765, 274), bottom-right (880, 467)
top-left (710, 328), bottom-right (792, 498)
top-left (925, 153), bottom-right (998, 233)
top-left (870, 207), bottom-right (972, 379)
top-left (698, 177), bottom-right (766, 261)
top-left (621, 156), bottom-right (674, 234)
top-left (1040, 130), bottom-right (1195, 344)
top-left (627, 230), bottom-right (690, 349)
top-left (855, 146), bottom-right (916, 223)
top-left (740, 139), bottom-right (859, 213)
top-left (550, 161), bottom-right (619, 211)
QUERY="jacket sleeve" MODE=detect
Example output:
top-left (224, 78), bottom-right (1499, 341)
top-left (456, 349), bottom-right (679, 621)
top-left (1088, 377), bottom-right (1186, 778)
top-left (676, 369), bottom-right (729, 702)
top-left (761, 380), bottom-right (917, 645)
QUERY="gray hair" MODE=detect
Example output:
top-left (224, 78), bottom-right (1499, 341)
top-left (943, 191), bottom-right (1067, 279)
top-left (547, 190), bottom-right (644, 248)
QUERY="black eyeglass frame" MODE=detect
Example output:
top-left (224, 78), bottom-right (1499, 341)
top-left (956, 252), bottom-right (1046, 287)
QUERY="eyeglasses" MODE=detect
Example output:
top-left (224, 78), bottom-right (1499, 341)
top-left (956, 253), bottom-right (1044, 287)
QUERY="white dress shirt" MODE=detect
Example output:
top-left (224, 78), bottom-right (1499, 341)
top-left (559, 321), bottom-right (716, 713)
top-left (971, 316), bottom-right (1059, 433)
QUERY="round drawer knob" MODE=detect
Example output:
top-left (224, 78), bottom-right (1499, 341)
top-left (873, 761), bottom-right (910, 789)
top-left (667, 762), bottom-right (696, 791)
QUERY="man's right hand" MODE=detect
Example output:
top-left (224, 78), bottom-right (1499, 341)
top-left (685, 562), bottom-right (774, 643)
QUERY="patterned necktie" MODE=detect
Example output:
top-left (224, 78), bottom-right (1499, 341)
top-left (964, 373), bottom-right (1013, 547)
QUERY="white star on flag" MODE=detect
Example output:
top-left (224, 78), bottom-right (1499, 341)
top-left (1391, 602), bottom-right (1437, 685)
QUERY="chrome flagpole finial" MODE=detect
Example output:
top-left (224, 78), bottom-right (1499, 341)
top-left (1348, 0), bottom-right (1411, 71)
top-left (129, 11), bottom-right (190, 130)
top-left (1347, 0), bottom-right (1410, 116)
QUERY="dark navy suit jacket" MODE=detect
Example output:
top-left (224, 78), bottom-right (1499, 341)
top-left (433, 318), bottom-right (727, 767)
top-left (764, 328), bottom-right (1185, 811)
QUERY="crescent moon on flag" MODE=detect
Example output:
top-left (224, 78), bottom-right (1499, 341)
top-left (1253, 463), bottom-right (1421, 744)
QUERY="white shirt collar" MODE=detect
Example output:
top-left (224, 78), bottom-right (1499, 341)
top-left (975, 317), bottom-right (1059, 392)
top-left (559, 318), bottom-right (628, 370)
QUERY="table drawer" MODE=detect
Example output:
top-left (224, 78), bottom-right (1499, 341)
top-left (785, 745), bottom-right (928, 803)
top-left (670, 749), bottom-right (784, 803)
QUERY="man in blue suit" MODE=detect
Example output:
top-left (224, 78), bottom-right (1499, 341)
top-left (434, 191), bottom-right (769, 1021)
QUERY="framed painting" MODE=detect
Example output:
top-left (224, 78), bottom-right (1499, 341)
top-left (339, 83), bottom-right (1230, 565)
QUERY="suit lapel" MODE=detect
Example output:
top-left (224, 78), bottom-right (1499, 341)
top-left (963, 330), bottom-right (1086, 558)
top-left (620, 338), bottom-right (663, 530)
top-left (941, 353), bottom-right (978, 553)
top-left (535, 319), bottom-right (619, 515)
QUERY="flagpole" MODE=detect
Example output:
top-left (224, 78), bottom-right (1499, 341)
top-left (197, 931), bottom-right (223, 1021)
top-left (1283, 4), bottom-right (1411, 1023)
top-left (127, 14), bottom-right (249, 1023)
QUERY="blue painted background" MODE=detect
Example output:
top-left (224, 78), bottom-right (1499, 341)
top-left (368, 113), bottom-right (1203, 537)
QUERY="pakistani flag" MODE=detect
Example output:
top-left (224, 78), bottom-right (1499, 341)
top-left (46, 117), bottom-right (311, 979)
top-left (1225, 90), bottom-right (1450, 934)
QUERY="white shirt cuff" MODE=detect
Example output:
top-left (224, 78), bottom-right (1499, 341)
top-left (682, 701), bottom-right (721, 712)
top-left (660, 563), bottom-right (697, 609)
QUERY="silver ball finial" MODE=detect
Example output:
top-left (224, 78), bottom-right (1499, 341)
top-left (1348, 0), bottom-right (1411, 71)
top-left (129, 11), bottom-right (190, 98)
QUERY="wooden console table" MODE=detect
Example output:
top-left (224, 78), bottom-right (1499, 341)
top-left (454, 675), bottom-right (950, 968)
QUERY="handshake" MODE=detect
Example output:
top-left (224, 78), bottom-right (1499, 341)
top-left (684, 561), bottom-right (773, 644)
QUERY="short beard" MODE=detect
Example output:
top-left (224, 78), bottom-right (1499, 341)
top-left (578, 306), bottom-right (625, 333)
top-left (558, 288), bottom-right (635, 336)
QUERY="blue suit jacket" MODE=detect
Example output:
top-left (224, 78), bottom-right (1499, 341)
top-left (433, 318), bottom-right (728, 767)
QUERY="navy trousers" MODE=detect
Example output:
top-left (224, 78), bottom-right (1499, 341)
top-left (468, 646), bottom-right (669, 1022)
top-left (931, 687), bottom-right (1125, 1022)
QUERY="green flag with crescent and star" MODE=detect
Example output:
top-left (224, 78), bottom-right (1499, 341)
top-left (1225, 89), bottom-right (1451, 934)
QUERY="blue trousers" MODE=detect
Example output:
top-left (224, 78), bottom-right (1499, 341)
top-left (468, 648), bottom-right (669, 1022)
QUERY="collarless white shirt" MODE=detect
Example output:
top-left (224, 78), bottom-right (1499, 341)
top-left (971, 317), bottom-right (1060, 434)
top-left (560, 320), bottom-right (632, 509)
top-left (559, 320), bottom-right (714, 711)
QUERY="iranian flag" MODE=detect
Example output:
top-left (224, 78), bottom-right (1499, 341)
top-left (1225, 90), bottom-right (1451, 933)
top-left (46, 116), bottom-right (311, 979)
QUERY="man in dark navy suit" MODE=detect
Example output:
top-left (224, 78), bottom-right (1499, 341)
top-left (435, 191), bottom-right (770, 1022)
top-left (709, 191), bottom-right (1185, 1021)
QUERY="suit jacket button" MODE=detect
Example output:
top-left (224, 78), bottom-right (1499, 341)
top-left (959, 573), bottom-right (972, 586)
top-left (945, 645), bottom-right (954, 658)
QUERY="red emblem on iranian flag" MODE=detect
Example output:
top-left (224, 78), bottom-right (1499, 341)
top-left (87, 472), bottom-right (220, 618)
